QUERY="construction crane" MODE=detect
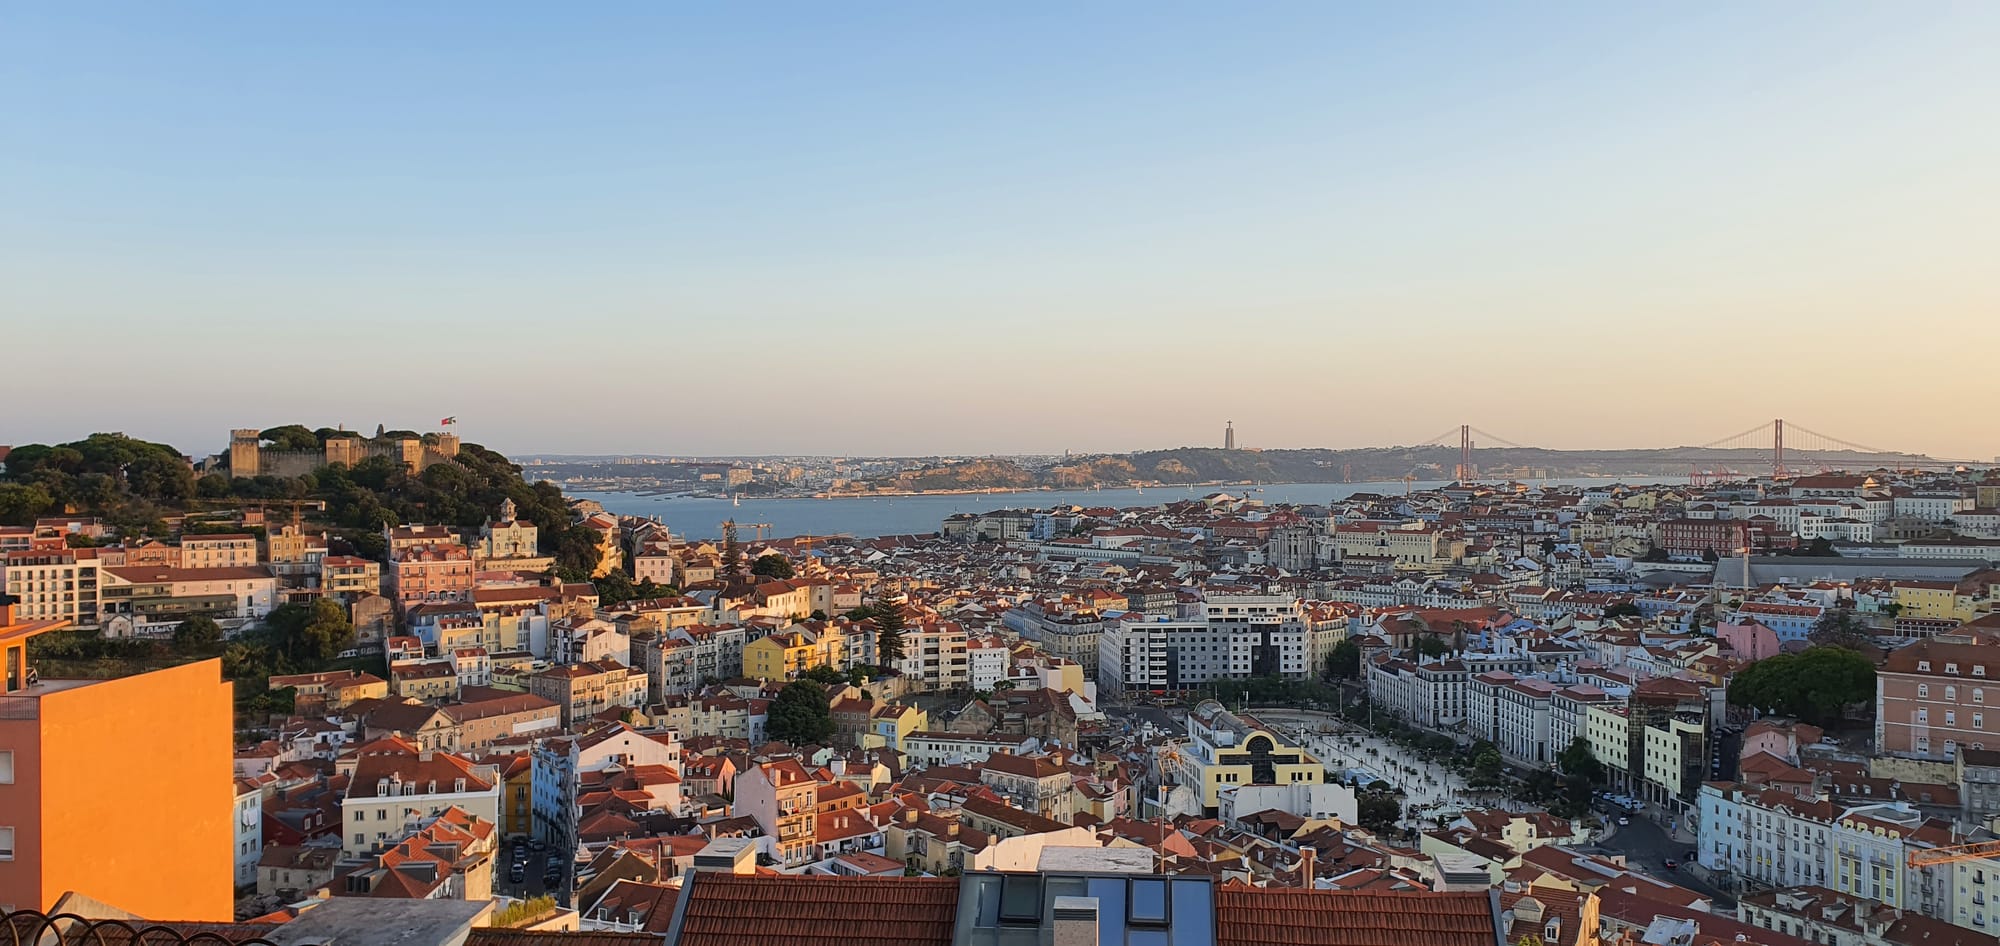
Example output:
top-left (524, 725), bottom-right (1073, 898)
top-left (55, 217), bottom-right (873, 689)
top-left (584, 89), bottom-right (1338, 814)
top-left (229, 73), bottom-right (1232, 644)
top-left (1908, 839), bottom-right (2000, 868)
top-left (721, 521), bottom-right (774, 541)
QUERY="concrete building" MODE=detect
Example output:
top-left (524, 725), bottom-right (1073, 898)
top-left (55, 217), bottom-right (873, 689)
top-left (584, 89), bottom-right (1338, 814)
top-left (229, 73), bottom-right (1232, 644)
top-left (340, 736), bottom-right (502, 856)
top-left (1876, 640), bottom-right (2000, 761)
top-left (97, 565), bottom-right (278, 635)
top-left (0, 604), bottom-right (235, 919)
top-left (1177, 700), bottom-right (1325, 815)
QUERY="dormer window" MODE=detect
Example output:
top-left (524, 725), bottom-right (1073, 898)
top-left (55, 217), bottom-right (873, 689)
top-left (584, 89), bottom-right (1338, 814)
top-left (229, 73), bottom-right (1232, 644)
top-left (1949, 664), bottom-right (1961, 675)
top-left (1920, 661), bottom-right (1932, 672)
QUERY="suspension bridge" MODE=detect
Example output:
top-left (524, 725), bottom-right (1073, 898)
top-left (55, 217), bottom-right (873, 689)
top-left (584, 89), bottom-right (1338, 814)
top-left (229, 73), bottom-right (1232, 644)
top-left (1411, 418), bottom-right (1965, 483)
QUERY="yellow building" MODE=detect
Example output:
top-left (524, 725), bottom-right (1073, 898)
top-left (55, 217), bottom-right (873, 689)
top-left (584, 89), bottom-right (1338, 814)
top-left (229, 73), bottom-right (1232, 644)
top-left (1181, 701), bottom-right (1325, 813)
top-left (743, 626), bottom-right (850, 681)
top-left (1584, 704), bottom-right (1630, 778)
top-left (865, 703), bottom-right (929, 751)
top-left (1892, 581), bottom-right (1963, 621)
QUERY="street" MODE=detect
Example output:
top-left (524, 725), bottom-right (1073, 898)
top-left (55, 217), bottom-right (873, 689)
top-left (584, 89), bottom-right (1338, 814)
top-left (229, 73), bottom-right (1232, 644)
top-left (1588, 806), bottom-right (1735, 909)
top-left (495, 844), bottom-right (566, 901)
top-left (1249, 708), bottom-right (1494, 818)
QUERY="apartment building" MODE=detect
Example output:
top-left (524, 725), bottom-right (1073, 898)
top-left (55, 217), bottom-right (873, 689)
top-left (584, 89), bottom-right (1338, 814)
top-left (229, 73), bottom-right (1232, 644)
top-left (0, 548), bottom-right (101, 629)
top-left (388, 543), bottom-right (475, 608)
top-left (340, 736), bottom-right (502, 856)
top-left (529, 660), bottom-right (649, 729)
top-left (894, 620), bottom-right (969, 692)
top-left (1876, 641), bottom-right (2000, 761)
top-left (98, 564), bottom-right (278, 634)
top-left (320, 555), bottom-right (381, 597)
top-left (0, 606), bottom-right (234, 919)
top-left (735, 759), bottom-right (819, 866)
top-left (181, 534), bottom-right (259, 569)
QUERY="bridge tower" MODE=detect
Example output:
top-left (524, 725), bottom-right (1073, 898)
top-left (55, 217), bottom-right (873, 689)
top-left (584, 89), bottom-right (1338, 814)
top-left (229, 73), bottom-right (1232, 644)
top-left (1773, 418), bottom-right (1786, 479)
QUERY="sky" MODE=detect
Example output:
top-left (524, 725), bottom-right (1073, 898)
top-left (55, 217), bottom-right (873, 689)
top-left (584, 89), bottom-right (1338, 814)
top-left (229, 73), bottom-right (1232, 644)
top-left (3, 3), bottom-right (1997, 461)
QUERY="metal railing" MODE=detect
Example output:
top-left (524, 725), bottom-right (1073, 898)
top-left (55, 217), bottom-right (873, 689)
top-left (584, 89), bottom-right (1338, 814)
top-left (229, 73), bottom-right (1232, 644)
top-left (1, 911), bottom-right (282, 946)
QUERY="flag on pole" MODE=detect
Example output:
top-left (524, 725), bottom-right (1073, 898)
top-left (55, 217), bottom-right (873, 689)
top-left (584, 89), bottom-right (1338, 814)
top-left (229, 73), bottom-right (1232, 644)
top-left (440, 417), bottom-right (457, 426)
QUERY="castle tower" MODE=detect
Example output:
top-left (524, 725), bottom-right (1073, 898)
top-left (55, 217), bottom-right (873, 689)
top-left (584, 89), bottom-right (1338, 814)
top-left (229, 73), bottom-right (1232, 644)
top-left (499, 497), bottom-right (517, 523)
top-left (1224, 421), bottom-right (1235, 451)
top-left (228, 429), bottom-right (262, 479)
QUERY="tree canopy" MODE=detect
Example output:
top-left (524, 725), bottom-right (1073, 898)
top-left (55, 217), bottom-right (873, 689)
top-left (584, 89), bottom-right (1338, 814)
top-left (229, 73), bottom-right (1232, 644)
top-left (873, 607), bottom-right (908, 666)
top-left (1557, 736), bottom-right (1604, 784)
top-left (1326, 638), bottom-right (1361, 680)
top-left (1727, 646), bottom-right (1877, 723)
top-left (173, 615), bottom-right (223, 653)
top-left (767, 680), bottom-right (836, 746)
top-left (751, 553), bottom-right (794, 579)
top-left (0, 433), bottom-right (195, 530)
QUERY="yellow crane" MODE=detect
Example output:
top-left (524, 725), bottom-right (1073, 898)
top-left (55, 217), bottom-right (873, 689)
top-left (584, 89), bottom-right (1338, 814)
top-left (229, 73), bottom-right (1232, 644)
top-left (1909, 839), bottom-right (2000, 868)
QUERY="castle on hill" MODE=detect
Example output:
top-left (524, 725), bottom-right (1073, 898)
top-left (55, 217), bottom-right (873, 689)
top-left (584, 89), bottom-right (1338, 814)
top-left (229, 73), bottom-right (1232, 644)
top-left (223, 425), bottom-right (461, 479)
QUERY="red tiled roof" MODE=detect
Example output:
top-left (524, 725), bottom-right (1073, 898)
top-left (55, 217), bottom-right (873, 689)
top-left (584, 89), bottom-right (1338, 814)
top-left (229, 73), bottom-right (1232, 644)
top-left (1214, 888), bottom-right (1499, 946)
top-left (676, 873), bottom-right (959, 946)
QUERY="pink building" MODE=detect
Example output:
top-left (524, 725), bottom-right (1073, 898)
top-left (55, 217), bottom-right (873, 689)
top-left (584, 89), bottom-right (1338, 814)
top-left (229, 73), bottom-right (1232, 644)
top-left (1716, 620), bottom-right (1781, 662)
top-left (388, 542), bottom-right (474, 608)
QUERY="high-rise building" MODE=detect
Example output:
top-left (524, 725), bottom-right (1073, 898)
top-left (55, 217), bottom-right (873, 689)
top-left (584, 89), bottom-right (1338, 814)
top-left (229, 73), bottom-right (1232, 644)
top-left (0, 600), bottom-right (235, 919)
top-left (1224, 420), bottom-right (1235, 450)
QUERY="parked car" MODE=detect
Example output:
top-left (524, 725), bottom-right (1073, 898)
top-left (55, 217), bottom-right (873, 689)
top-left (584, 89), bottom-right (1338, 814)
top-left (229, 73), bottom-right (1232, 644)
top-left (1664, 859), bottom-right (1678, 870)
top-left (509, 865), bottom-right (524, 883)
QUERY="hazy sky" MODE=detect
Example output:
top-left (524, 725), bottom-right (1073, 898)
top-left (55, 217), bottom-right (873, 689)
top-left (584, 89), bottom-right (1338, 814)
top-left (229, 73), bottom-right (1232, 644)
top-left (4, 4), bottom-right (1996, 461)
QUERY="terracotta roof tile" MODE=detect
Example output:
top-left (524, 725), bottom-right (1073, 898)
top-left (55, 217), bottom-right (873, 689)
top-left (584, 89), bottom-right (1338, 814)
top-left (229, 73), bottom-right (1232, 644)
top-left (1214, 888), bottom-right (1499, 946)
top-left (677, 873), bottom-right (959, 946)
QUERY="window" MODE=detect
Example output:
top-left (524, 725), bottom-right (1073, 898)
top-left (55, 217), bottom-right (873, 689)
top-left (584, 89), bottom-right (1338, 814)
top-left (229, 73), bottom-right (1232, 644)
top-left (0, 827), bottom-right (11, 860)
top-left (1920, 685), bottom-right (1931, 698)
top-left (0, 751), bottom-right (11, 784)
top-left (1921, 662), bottom-right (1932, 672)
top-left (1949, 687), bottom-right (1959, 701)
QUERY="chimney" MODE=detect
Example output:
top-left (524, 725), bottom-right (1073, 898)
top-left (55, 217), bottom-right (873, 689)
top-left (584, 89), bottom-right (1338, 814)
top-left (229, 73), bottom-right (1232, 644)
top-left (1298, 845), bottom-right (1316, 888)
top-left (1051, 897), bottom-right (1099, 946)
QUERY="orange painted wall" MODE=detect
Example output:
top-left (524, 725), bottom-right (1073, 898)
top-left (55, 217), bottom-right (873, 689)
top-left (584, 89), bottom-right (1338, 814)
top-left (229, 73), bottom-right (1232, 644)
top-left (34, 660), bottom-right (235, 920)
top-left (0, 713), bottom-right (46, 912)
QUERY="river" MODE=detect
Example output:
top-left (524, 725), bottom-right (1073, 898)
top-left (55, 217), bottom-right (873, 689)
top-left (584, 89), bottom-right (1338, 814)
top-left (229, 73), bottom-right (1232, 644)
top-left (567, 477), bottom-right (1661, 540)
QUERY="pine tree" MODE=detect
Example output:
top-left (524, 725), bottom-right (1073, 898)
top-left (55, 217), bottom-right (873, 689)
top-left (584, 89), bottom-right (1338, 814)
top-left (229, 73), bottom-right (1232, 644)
top-left (874, 605), bottom-right (907, 667)
top-left (721, 518), bottom-right (742, 582)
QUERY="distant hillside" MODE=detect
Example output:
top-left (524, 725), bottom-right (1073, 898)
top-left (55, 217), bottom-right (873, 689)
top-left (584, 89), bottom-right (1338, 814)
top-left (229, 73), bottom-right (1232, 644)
top-left (852, 443), bottom-right (1948, 491)
top-left (0, 429), bottom-right (593, 572)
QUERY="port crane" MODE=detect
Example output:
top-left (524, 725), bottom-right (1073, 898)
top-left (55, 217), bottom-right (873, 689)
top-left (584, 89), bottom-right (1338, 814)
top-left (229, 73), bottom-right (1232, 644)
top-left (1908, 839), bottom-right (2000, 868)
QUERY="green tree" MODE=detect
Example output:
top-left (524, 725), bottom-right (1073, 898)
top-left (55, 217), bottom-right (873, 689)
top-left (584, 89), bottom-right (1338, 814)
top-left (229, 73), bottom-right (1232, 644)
top-left (259, 425), bottom-right (322, 452)
top-left (802, 665), bottom-right (849, 687)
top-left (1603, 601), bottom-right (1643, 619)
top-left (1727, 646), bottom-right (1876, 723)
top-left (751, 553), bottom-right (794, 579)
top-left (1327, 638), bottom-right (1362, 680)
top-left (1556, 736), bottom-right (1605, 785)
top-left (1809, 610), bottom-right (1873, 651)
top-left (767, 680), bottom-right (836, 745)
top-left (173, 615), bottom-right (224, 653)
top-left (873, 607), bottom-right (907, 666)
top-left (552, 524), bottom-right (605, 580)
top-left (0, 483), bottom-right (55, 526)
top-left (721, 519), bottom-right (742, 583)
top-left (1470, 744), bottom-right (1505, 788)
top-left (1356, 792), bottom-right (1401, 830)
top-left (1414, 634), bottom-right (1449, 658)
top-left (266, 598), bottom-right (356, 665)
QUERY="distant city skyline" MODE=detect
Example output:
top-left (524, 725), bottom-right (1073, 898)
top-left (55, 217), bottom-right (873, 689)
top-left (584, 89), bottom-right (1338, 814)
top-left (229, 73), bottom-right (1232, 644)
top-left (3, 4), bottom-right (1996, 459)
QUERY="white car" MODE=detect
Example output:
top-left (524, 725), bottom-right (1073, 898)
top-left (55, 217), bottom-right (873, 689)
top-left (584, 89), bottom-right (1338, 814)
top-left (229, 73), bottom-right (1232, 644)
top-left (1617, 816), bottom-right (1631, 826)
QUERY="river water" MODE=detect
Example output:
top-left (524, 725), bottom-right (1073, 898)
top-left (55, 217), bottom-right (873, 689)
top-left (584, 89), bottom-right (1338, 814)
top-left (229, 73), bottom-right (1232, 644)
top-left (568, 477), bottom-right (1657, 540)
